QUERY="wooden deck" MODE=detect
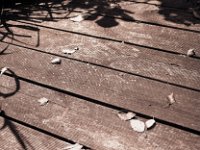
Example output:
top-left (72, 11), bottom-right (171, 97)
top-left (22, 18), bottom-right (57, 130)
top-left (0, 0), bottom-right (200, 149)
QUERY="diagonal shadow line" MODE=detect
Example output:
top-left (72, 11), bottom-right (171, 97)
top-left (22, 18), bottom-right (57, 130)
top-left (1, 41), bottom-right (200, 92)
top-left (0, 112), bottom-right (35, 150)
top-left (0, 113), bottom-right (90, 149)
top-left (0, 43), bottom-right (9, 55)
top-left (3, 73), bottom-right (200, 136)
top-left (13, 20), bottom-right (200, 59)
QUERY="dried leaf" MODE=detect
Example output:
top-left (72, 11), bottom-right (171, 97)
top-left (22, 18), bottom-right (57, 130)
top-left (145, 119), bottom-right (156, 129)
top-left (62, 49), bottom-right (76, 55)
top-left (38, 97), bottom-right (49, 106)
top-left (187, 49), bottom-right (195, 56)
top-left (74, 47), bottom-right (79, 51)
top-left (167, 93), bottom-right (176, 105)
top-left (0, 67), bottom-right (8, 76)
top-left (62, 143), bottom-right (83, 150)
top-left (130, 119), bottom-right (145, 133)
top-left (51, 57), bottom-right (61, 64)
top-left (117, 111), bottom-right (136, 121)
top-left (70, 14), bottom-right (89, 22)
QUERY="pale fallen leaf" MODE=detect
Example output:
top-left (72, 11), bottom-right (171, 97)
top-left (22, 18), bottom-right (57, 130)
top-left (167, 93), bottom-right (176, 105)
top-left (74, 47), bottom-right (79, 51)
top-left (130, 119), bottom-right (145, 133)
top-left (62, 143), bottom-right (83, 150)
top-left (0, 67), bottom-right (8, 76)
top-left (187, 49), bottom-right (195, 56)
top-left (70, 14), bottom-right (89, 22)
top-left (145, 119), bottom-right (156, 129)
top-left (117, 111), bottom-right (136, 121)
top-left (62, 49), bottom-right (76, 55)
top-left (51, 57), bottom-right (61, 64)
top-left (38, 97), bottom-right (49, 106)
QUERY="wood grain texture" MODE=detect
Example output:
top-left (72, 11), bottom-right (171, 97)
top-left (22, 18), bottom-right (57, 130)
top-left (1, 80), bottom-right (200, 150)
top-left (0, 116), bottom-right (71, 150)
top-left (0, 44), bottom-right (200, 132)
top-left (3, 20), bottom-right (200, 90)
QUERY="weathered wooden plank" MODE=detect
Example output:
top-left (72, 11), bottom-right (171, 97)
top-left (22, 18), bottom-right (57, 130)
top-left (0, 44), bottom-right (200, 132)
top-left (9, 9), bottom-right (200, 56)
top-left (0, 116), bottom-right (71, 150)
top-left (2, 20), bottom-right (200, 90)
top-left (1, 79), bottom-right (200, 150)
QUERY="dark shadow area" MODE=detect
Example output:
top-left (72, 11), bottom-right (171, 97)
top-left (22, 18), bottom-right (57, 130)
top-left (0, 111), bottom-right (90, 149)
top-left (0, 0), bottom-right (134, 54)
top-left (159, 0), bottom-right (200, 26)
top-left (0, 0), bottom-right (133, 27)
top-left (0, 111), bottom-right (35, 150)
top-left (0, 0), bottom-right (199, 55)
top-left (0, 68), bottom-right (20, 98)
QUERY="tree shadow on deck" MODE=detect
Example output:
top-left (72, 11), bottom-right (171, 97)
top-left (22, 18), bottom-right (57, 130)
top-left (0, 0), bottom-right (134, 54)
top-left (0, 111), bottom-right (35, 150)
top-left (159, 0), bottom-right (200, 26)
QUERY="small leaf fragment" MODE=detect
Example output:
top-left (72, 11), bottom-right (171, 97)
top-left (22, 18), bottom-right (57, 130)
top-left (70, 14), bottom-right (89, 22)
top-left (167, 93), bottom-right (176, 105)
top-left (130, 119), bottom-right (145, 133)
top-left (38, 97), bottom-right (49, 106)
top-left (51, 57), bottom-right (61, 64)
top-left (145, 119), bottom-right (156, 129)
top-left (187, 49), bottom-right (195, 57)
top-left (74, 47), bottom-right (79, 51)
top-left (0, 67), bottom-right (8, 76)
top-left (117, 111), bottom-right (136, 121)
top-left (62, 49), bottom-right (76, 55)
top-left (62, 143), bottom-right (83, 150)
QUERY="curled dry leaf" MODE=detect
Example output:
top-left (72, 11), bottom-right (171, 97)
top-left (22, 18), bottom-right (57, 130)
top-left (74, 47), bottom-right (79, 51)
top-left (62, 143), bottom-right (83, 150)
top-left (187, 49), bottom-right (196, 56)
top-left (62, 49), bottom-right (77, 55)
top-left (117, 111), bottom-right (136, 121)
top-left (130, 119), bottom-right (145, 133)
top-left (70, 14), bottom-right (89, 22)
top-left (0, 67), bottom-right (8, 76)
top-left (145, 119), bottom-right (156, 129)
top-left (38, 97), bottom-right (49, 106)
top-left (187, 49), bottom-right (195, 57)
top-left (167, 93), bottom-right (176, 105)
top-left (51, 57), bottom-right (61, 64)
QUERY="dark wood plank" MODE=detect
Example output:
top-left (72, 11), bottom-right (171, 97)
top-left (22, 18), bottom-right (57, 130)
top-left (1, 79), bottom-right (200, 150)
top-left (0, 44), bottom-right (200, 132)
top-left (0, 116), bottom-right (71, 150)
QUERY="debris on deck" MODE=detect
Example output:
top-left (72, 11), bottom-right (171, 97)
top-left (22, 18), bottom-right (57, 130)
top-left (51, 57), bottom-right (62, 64)
top-left (167, 93), bottom-right (176, 106)
top-left (117, 111), bottom-right (136, 121)
top-left (38, 97), bottom-right (49, 106)
top-left (0, 67), bottom-right (8, 76)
